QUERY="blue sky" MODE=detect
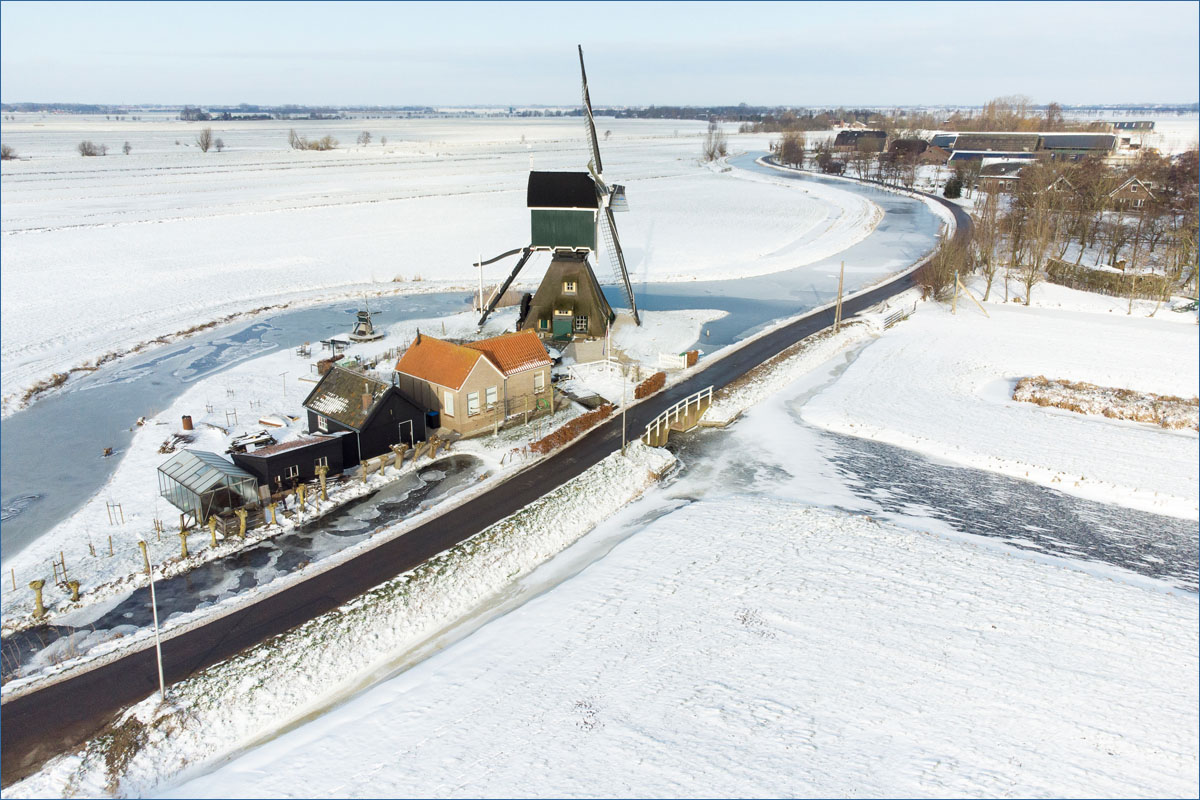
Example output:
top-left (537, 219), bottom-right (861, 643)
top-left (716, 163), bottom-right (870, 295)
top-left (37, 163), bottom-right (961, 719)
top-left (1, 1), bottom-right (1197, 106)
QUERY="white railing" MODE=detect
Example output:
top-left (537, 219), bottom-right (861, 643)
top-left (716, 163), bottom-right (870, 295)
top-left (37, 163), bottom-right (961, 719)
top-left (642, 386), bottom-right (713, 443)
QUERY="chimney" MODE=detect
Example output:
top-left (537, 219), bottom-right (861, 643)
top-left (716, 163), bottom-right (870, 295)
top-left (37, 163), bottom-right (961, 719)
top-left (415, 328), bottom-right (421, 345)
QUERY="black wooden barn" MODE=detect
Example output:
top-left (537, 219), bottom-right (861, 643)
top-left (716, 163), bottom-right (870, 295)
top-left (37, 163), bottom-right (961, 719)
top-left (302, 366), bottom-right (427, 467)
top-left (231, 434), bottom-right (345, 491)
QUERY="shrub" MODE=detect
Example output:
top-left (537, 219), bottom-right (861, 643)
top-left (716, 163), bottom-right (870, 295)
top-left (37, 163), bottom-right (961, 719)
top-left (943, 176), bottom-right (963, 199)
top-left (0, 143), bottom-right (15, 160)
top-left (529, 404), bottom-right (613, 455)
top-left (78, 140), bottom-right (106, 157)
top-left (633, 372), bottom-right (666, 400)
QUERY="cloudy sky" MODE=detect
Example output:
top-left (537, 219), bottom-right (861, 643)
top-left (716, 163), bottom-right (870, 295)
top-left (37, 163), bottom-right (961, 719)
top-left (2, 1), bottom-right (1197, 106)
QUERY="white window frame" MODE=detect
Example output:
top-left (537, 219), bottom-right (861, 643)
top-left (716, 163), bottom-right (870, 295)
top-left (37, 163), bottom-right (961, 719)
top-left (285, 465), bottom-right (300, 480)
top-left (563, 280), bottom-right (577, 294)
top-left (467, 391), bottom-right (480, 416)
top-left (485, 386), bottom-right (498, 409)
top-left (443, 390), bottom-right (455, 418)
top-left (534, 371), bottom-right (545, 393)
top-left (316, 414), bottom-right (329, 432)
top-left (574, 315), bottom-right (589, 333)
top-left (314, 456), bottom-right (328, 468)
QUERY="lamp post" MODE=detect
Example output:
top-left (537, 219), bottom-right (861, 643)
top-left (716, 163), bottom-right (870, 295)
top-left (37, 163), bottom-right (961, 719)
top-left (621, 368), bottom-right (627, 455)
top-left (137, 541), bottom-right (166, 704)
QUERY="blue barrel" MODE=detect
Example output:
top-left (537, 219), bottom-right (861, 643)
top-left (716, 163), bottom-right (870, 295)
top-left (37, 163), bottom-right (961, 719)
top-left (425, 410), bottom-right (440, 431)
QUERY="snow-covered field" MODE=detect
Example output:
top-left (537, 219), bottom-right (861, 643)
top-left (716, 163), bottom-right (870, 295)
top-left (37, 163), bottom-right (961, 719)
top-left (149, 317), bottom-right (1198, 799)
top-left (803, 278), bottom-right (1199, 519)
top-left (0, 115), bottom-right (878, 415)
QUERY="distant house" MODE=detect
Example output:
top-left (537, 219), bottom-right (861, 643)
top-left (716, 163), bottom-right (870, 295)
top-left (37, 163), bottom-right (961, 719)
top-left (232, 435), bottom-right (345, 491)
top-left (394, 330), bottom-right (552, 438)
top-left (976, 161), bottom-right (1026, 193)
top-left (1108, 177), bottom-right (1156, 210)
top-left (302, 366), bottom-right (426, 467)
top-left (833, 130), bottom-right (887, 152)
top-left (1041, 175), bottom-right (1079, 197)
top-left (887, 138), bottom-right (928, 159)
top-left (920, 145), bottom-right (952, 165)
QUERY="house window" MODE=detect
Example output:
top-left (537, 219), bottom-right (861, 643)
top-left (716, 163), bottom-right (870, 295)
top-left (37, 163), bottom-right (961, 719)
top-left (539, 318), bottom-right (548, 331)
top-left (467, 391), bottom-right (480, 416)
top-left (574, 315), bottom-right (589, 333)
top-left (316, 414), bottom-right (329, 432)
top-left (1131, 183), bottom-right (1139, 192)
top-left (285, 465), bottom-right (300, 480)
top-left (485, 386), bottom-right (498, 408)
top-left (1133, 198), bottom-right (1144, 209)
top-left (443, 390), bottom-right (454, 417)
top-left (314, 456), bottom-right (328, 468)
top-left (563, 280), bottom-right (577, 294)
top-left (534, 371), bottom-right (545, 393)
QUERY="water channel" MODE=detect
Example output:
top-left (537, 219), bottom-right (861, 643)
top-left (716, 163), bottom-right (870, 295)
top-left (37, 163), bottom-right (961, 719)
top-left (1, 153), bottom-right (942, 557)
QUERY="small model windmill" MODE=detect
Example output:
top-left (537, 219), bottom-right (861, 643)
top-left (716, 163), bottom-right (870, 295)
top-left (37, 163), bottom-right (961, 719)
top-left (348, 297), bottom-right (384, 342)
top-left (477, 45), bottom-right (640, 339)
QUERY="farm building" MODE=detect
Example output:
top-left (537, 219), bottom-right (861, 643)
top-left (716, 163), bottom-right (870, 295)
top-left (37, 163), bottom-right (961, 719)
top-left (1109, 177), bottom-right (1156, 209)
top-left (833, 130), bottom-right (887, 152)
top-left (302, 366), bottom-right (426, 467)
top-left (231, 435), bottom-right (345, 491)
top-left (394, 330), bottom-right (553, 438)
top-left (157, 449), bottom-right (260, 526)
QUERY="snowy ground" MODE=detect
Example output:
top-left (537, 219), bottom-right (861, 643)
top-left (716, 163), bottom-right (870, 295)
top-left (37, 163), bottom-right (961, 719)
top-left (802, 277), bottom-right (1199, 519)
top-left (0, 115), bottom-right (877, 415)
top-left (139, 317), bottom-right (1199, 799)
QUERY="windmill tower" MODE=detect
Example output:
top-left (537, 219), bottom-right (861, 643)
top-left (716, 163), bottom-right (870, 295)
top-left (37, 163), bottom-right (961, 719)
top-left (348, 298), bottom-right (384, 342)
top-left (476, 45), bottom-right (640, 340)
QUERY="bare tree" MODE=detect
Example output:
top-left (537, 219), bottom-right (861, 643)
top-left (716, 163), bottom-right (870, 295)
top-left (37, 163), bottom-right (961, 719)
top-left (604, 130), bottom-right (612, 140)
top-left (288, 129), bottom-right (302, 150)
top-left (971, 187), bottom-right (1003, 300)
top-left (357, 130), bottom-right (371, 146)
top-left (196, 127), bottom-right (213, 153)
top-left (1020, 185), bottom-right (1058, 306)
top-left (78, 140), bottom-right (102, 157)
top-left (0, 143), bottom-right (15, 160)
top-left (122, 141), bottom-right (132, 155)
top-left (917, 232), bottom-right (969, 301)
top-left (701, 120), bottom-right (727, 162)
top-left (214, 138), bottom-right (225, 152)
top-left (380, 135), bottom-right (387, 147)
top-left (778, 131), bottom-right (805, 168)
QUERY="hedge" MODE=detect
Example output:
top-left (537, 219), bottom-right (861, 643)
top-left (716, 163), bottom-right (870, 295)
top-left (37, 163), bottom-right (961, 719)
top-left (633, 371), bottom-right (666, 400)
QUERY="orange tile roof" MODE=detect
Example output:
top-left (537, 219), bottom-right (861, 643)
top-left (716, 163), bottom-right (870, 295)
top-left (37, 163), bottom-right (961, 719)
top-left (394, 335), bottom-right (484, 391)
top-left (467, 330), bottom-right (552, 376)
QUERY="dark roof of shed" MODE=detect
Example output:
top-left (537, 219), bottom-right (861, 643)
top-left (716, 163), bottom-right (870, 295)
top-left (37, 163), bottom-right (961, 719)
top-left (240, 435), bottom-right (338, 459)
top-left (1038, 133), bottom-right (1116, 151)
top-left (833, 130), bottom-right (887, 146)
top-left (302, 367), bottom-right (391, 431)
top-left (527, 172), bottom-right (599, 209)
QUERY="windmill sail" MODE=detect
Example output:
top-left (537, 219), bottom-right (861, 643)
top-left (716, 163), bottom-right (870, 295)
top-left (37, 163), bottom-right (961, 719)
top-left (578, 45), bottom-right (604, 178)
top-left (601, 206), bottom-right (640, 325)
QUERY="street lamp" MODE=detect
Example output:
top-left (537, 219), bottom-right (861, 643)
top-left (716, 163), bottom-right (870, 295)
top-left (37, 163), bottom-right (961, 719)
top-left (137, 541), bottom-right (166, 704)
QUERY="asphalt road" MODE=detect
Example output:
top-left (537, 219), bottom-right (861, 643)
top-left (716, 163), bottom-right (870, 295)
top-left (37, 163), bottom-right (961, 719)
top-left (0, 181), bottom-right (971, 785)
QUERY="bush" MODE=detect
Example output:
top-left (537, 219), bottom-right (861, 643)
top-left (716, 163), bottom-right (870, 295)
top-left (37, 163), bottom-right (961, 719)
top-left (78, 140), bottom-right (106, 157)
top-left (0, 143), bottom-right (15, 160)
top-left (529, 404), bottom-right (613, 455)
top-left (289, 130), bottom-right (338, 151)
top-left (943, 176), bottom-right (963, 198)
top-left (633, 372), bottom-right (666, 400)
top-left (1045, 259), bottom-right (1169, 300)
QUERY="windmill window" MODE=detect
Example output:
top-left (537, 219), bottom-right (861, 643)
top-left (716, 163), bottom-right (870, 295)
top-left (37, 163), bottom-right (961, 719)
top-left (467, 391), bottom-right (480, 416)
top-left (574, 315), bottom-right (589, 333)
top-left (534, 371), bottom-right (545, 393)
top-left (485, 386), bottom-right (498, 408)
top-left (316, 414), bottom-right (329, 432)
top-left (563, 281), bottom-right (577, 294)
top-left (539, 318), bottom-right (549, 331)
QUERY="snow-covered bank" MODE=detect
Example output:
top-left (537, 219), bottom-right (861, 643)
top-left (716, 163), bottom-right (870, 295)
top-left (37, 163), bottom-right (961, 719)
top-left (159, 498), bottom-right (1197, 799)
top-left (0, 115), bottom-right (866, 415)
top-left (5, 443), bottom-right (675, 798)
top-left (802, 279), bottom-right (1199, 519)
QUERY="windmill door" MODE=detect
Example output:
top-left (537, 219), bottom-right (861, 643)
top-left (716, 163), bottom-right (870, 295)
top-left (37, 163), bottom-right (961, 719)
top-left (552, 317), bottom-right (572, 338)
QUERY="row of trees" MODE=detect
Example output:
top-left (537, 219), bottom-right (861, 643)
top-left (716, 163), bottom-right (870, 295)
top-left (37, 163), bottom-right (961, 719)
top-left (288, 129), bottom-right (338, 151)
top-left (922, 153), bottom-right (1199, 311)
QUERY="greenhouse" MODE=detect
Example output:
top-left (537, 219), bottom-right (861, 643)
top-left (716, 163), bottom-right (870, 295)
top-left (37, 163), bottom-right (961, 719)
top-left (157, 449), bottom-right (259, 525)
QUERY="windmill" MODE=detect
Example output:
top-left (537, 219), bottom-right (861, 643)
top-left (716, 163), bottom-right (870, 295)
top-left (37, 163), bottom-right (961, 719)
top-left (476, 45), bottom-right (640, 339)
top-left (348, 296), bottom-right (384, 342)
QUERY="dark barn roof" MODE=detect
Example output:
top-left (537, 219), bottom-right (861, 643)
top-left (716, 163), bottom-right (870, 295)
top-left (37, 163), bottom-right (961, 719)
top-left (527, 172), bottom-right (599, 209)
top-left (833, 130), bottom-right (887, 147)
top-left (1038, 133), bottom-right (1116, 151)
top-left (302, 367), bottom-right (392, 431)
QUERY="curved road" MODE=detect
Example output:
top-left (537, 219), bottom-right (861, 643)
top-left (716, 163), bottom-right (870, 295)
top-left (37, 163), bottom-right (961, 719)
top-left (0, 172), bottom-right (972, 784)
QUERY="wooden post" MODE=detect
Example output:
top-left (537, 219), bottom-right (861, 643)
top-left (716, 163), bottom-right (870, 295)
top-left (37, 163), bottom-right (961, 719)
top-left (956, 276), bottom-right (991, 318)
top-left (835, 260), bottom-right (845, 332)
top-left (268, 502), bottom-right (278, 527)
top-left (68, 580), bottom-right (80, 603)
top-left (29, 580), bottom-right (45, 619)
top-left (208, 515), bottom-right (217, 547)
top-left (297, 484), bottom-right (307, 510)
top-left (361, 461), bottom-right (369, 483)
top-left (235, 508), bottom-right (248, 539)
top-left (137, 541), bottom-right (167, 704)
top-left (179, 532), bottom-right (189, 559)
top-left (10, 567), bottom-right (15, 592)
top-left (179, 513), bottom-right (186, 534)
top-left (108, 535), bottom-right (113, 557)
top-left (953, 270), bottom-right (959, 315)
top-left (315, 465), bottom-right (329, 501)
top-left (60, 551), bottom-right (67, 583)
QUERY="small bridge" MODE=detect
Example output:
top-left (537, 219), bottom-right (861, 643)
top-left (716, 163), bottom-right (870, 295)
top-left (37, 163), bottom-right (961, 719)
top-left (641, 386), bottom-right (713, 447)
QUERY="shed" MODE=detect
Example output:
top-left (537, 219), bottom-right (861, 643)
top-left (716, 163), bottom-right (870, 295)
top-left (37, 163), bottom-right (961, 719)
top-left (303, 366), bottom-right (427, 467)
top-left (157, 449), bottom-right (259, 526)
top-left (231, 435), bottom-right (345, 490)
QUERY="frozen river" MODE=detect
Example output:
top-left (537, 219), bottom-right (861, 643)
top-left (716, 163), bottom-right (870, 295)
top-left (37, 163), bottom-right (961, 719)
top-left (0, 155), bottom-right (942, 557)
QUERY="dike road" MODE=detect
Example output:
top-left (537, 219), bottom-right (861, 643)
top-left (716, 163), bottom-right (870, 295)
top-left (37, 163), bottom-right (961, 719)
top-left (0, 172), bottom-right (971, 784)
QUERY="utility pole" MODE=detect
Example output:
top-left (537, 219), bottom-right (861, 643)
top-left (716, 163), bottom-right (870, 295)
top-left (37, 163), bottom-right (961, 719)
top-left (834, 260), bottom-right (845, 332)
top-left (953, 270), bottom-right (959, 315)
top-left (621, 368), bottom-right (627, 455)
top-left (477, 254), bottom-right (484, 314)
top-left (280, 371), bottom-right (288, 399)
top-left (138, 541), bottom-right (166, 704)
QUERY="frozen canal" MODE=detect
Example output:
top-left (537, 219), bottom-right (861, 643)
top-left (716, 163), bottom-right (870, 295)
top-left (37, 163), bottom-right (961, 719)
top-left (0, 155), bottom-right (943, 557)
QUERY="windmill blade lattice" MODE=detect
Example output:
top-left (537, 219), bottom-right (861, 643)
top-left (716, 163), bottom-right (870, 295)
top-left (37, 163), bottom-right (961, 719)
top-left (601, 206), bottom-right (640, 325)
